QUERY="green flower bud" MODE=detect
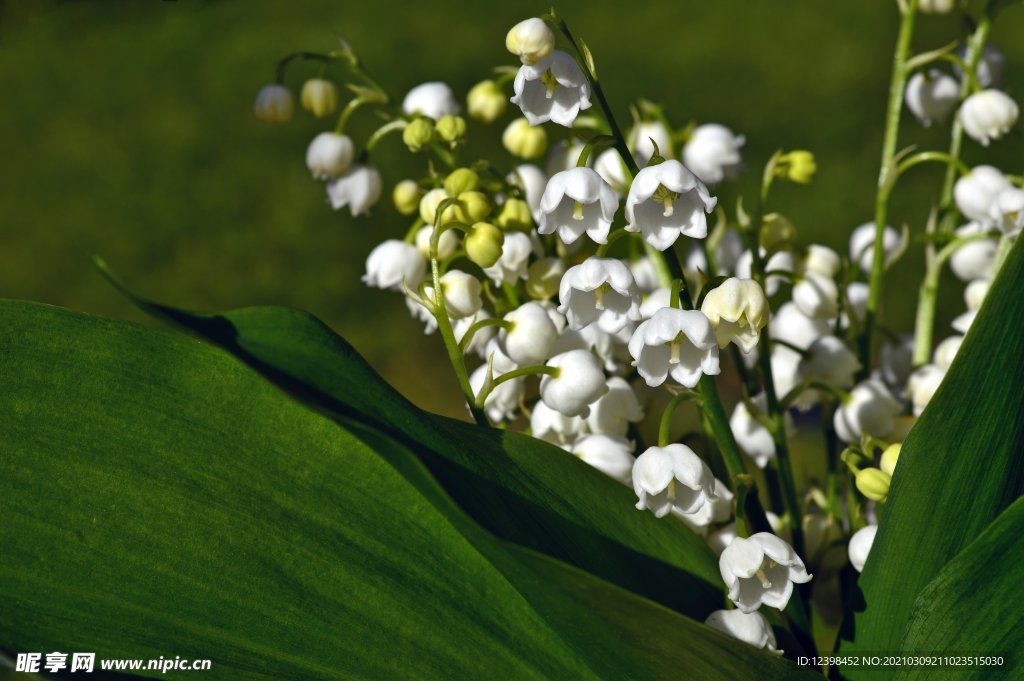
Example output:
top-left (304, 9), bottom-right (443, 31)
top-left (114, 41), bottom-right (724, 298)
top-left (779, 150), bottom-right (817, 184)
top-left (494, 197), bottom-right (533, 232)
top-left (465, 222), bottom-right (505, 268)
top-left (444, 168), bottom-right (481, 196)
top-left (880, 443), bottom-right (901, 477)
top-left (450, 191), bottom-right (491, 224)
top-left (300, 78), bottom-right (340, 118)
top-left (392, 180), bottom-right (423, 216)
top-left (467, 80), bottom-right (507, 123)
top-left (526, 257), bottom-right (565, 300)
top-left (403, 118), bottom-right (434, 152)
top-left (760, 212), bottom-right (796, 250)
top-left (856, 468), bottom-right (891, 502)
top-left (502, 117), bottom-right (547, 159)
top-left (419, 188), bottom-right (449, 224)
top-left (435, 115), bottom-right (467, 146)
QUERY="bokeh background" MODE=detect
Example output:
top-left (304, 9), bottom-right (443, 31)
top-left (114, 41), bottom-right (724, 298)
top-left (2, 0), bottom-right (1021, 418)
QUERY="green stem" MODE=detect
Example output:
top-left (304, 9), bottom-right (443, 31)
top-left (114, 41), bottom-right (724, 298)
top-left (896, 151), bottom-right (971, 177)
top-left (658, 390), bottom-right (702, 447)
top-left (576, 134), bottom-right (617, 167)
top-left (595, 227), bottom-right (632, 257)
top-left (458, 317), bottom-right (512, 353)
top-left (476, 365), bottom-right (559, 408)
top-left (334, 97), bottom-right (367, 135)
top-left (859, 0), bottom-right (918, 380)
top-left (365, 119), bottom-right (408, 152)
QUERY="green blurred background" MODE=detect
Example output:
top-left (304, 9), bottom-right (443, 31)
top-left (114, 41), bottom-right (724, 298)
top-left (1, 0), bottom-right (1021, 418)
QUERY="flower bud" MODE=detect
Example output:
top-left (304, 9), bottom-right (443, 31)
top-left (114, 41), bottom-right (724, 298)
top-left (415, 225), bottom-right (459, 261)
top-left (848, 525), bottom-right (878, 573)
top-left (300, 78), bottom-right (340, 118)
top-left (495, 197), bottom-right (534, 232)
top-left (705, 610), bottom-right (779, 654)
top-left (465, 222), bottom-right (505, 268)
top-left (856, 468), bottom-right (891, 502)
top-left (502, 302), bottom-right (559, 365)
top-left (540, 349), bottom-right (609, 417)
top-left (849, 222), bottom-right (901, 273)
top-left (803, 244), bottom-right (841, 278)
top-left (450, 191), bottom-right (492, 224)
top-left (919, 0), bottom-right (954, 14)
top-left (760, 212), bottom-right (796, 251)
top-left (793, 272), bottom-right (839, 320)
top-left (700, 278), bottom-right (770, 354)
top-left (905, 70), bottom-right (959, 127)
top-left (467, 80), bottom-right (507, 123)
top-left (362, 240), bottom-right (427, 290)
top-left (253, 84), bottom-right (294, 124)
top-left (526, 257), bottom-right (566, 300)
top-left (778, 150), bottom-right (816, 184)
top-left (444, 168), bottom-right (480, 196)
top-left (503, 117), bottom-right (548, 159)
top-left (438, 269), bottom-right (482, 319)
top-left (305, 132), bottom-right (354, 180)
top-left (402, 82), bottom-right (459, 121)
top-left (681, 123), bottom-right (745, 185)
top-left (505, 17), bottom-right (555, 66)
top-left (880, 443), bottom-right (901, 477)
top-left (960, 89), bottom-right (1019, 146)
top-left (326, 165), bottom-right (382, 217)
top-left (954, 166), bottom-right (1011, 223)
top-left (402, 118), bottom-right (435, 152)
top-left (419, 188), bottom-right (449, 225)
top-left (392, 180), bottom-right (423, 215)
top-left (435, 115), bottom-right (467, 147)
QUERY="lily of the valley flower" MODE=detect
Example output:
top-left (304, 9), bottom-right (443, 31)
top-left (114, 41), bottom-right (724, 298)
top-left (540, 349), bottom-right (609, 417)
top-left (954, 166), bottom-right (1011, 224)
top-left (960, 89), bottom-right (1018, 146)
top-left (990, 187), bottom-right (1024, 236)
top-left (625, 160), bottom-right (717, 250)
top-left (949, 222), bottom-right (998, 281)
top-left (571, 434), bottom-right (635, 484)
top-left (362, 240), bottom-right (426, 290)
top-left (849, 222), bottom-right (901, 273)
top-left (792, 272), bottom-right (839, 320)
top-left (505, 17), bottom-right (555, 66)
top-left (326, 165), bottom-right (383, 216)
top-left (833, 379), bottom-right (901, 442)
top-left (682, 123), bottom-right (745, 185)
top-left (511, 50), bottom-right (592, 127)
top-left (705, 610), bottom-right (780, 654)
top-left (402, 82), bottom-right (460, 121)
top-left (628, 308), bottom-right (720, 388)
top-left (434, 269), bottom-right (483, 319)
top-left (253, 84), bottom-right (294, 123)
top-left (730, 394), bottom-right (777, 469)
top-left (632, 444), bottom-right (717, 518)
top-left (538, 167), bottom-right (619, 244)
top-left (305, 132), bottom-right (354, 179)
top-left (585, 376), bottom-right (644, 437)
top-left (557, 257), bottom-right (641, 333)
top-left (848, 524), bottom-right (878, 573)
top-left (500, 301), bottom-right (559, 365)
top-left (700, 277), bottom-right (770, 354)
top-left (483, 231), bottom-right (534, 285)
top-left (904, 69), bottom-right (959, 127)
top-left (719, 533), bottom-right (813, 613)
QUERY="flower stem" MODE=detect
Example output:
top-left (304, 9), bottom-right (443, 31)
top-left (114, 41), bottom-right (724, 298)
top-left (859, 0), bottom-right (918, 379)
top-left (658, 390), bottom-right (701, 447)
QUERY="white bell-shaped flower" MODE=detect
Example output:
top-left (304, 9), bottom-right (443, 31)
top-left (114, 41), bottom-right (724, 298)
top-left (530, 400), bottom-right (585, 447)
top-left (770, 302), bottom-right (830, 351)
top-left (802, 244), bottom-right (842, 278)
top-left (734, 249), bottom-right (795, 296)
top-left (510, 50), bottom-right (592, 127)
top-left (585, 376), bottom-right (644, 437)
top-left (934, 335), bottom-right (963, 371)
top-left (956, 44), bottom-right (1006, 89)
top-left (538, 167), bottom-right (619, 244)
top-left (705, 610), bottom-right (780, 654)
top-left (629, 257), bottom-right (659, 294)
top-left (793, 272), bottom-right (839, 320)
top-left (701, 278), bottom-right (770, 354)
top-left (632, 444), bottom-right (717, 518)
top-left (501, 301), bottom-right (558, 365)
top-left (800, 335), bottom-right (860, 390)
top-left (965, 278), bottom-right (990, 311)
top-left (730, 394), bottom-right (776, 469)
top-left (594, 148), bottom-right (629, 190)
top-left (989, 187), bottom-right (1024, 236)
top-left (848, 524), bottom-right (878, 573)
top-left (769, 346), bottom-right (803, 402)
top-left (253, 84), bottom-right (294, 123)
top-left (954, 166), bottom-right (1011, 224)
top-left (630, 120), bottom-right (673, 167)
top-left (849, 222), bottom-right (901, 273)
top-left (625, 160), bottom-right (717, 250)
top-left (719, 532), bottom-right (812, 613)
top-left (402, 82), bottom-right (460, 120)
top-left (540, 349), bottom-right (609, 417)
top-left (907, 363), bottom-right (946, 416)
top-left (682, 123), bottom-right (745, 185)
top-left (833, 379), bottom-right (901, 442)
top-left (305, 132), bottom-right (355, 179)
top-left (880, 334), bottom-right (915, 390)
top-left (949, 222), bottom-right (998, 281)
top-left (470, 343), bottom-right (523, 423)
top-left (557, 257), bottom-right (641, 333)
top-left (362, 240), bottom-right (427, 290)
top-left (415, 225), bottom-right (459, 261)
top-left (674, 478), bottom-right (734, 536)
top-left (436, 270), bottom-right (482, 319)
top-left (326, 164), bottom-right (383, 217)
top-left (544, 139), bottom-right (587, 176)
top-left (508, 164), bottom-right (548, 221)
top-left (960, 89), bottom-right (1018, 146)
top-left (842, 282), bottom-right (870, 330)
top-left (483, 231), bottom-right (533, 285)
top-left (571, 434), bottom-right (636, 484)
top-left (628, 308), bottom-right (720, 388)
top-left (638, 288), bottom-right (671, 320)
top-left (904, 69), bottom-right (959, 127)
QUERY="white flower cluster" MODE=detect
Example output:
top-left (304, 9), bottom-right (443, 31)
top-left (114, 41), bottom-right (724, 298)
top-left (256, 10), bottom-right (1021, 657)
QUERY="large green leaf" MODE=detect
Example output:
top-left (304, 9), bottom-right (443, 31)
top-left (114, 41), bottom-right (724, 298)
top-left (97, 261), bottom-right (724, 620)
top-left (0, 300), bottom-right (816, 680)
top-left (893, 496), bottom-right (1024, 681)
top-left (839, 239), bottom-right (1024, 668)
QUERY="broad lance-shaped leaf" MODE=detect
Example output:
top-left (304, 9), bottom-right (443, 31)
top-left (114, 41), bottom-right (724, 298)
top-left (838, 238), bottom-right (1024, 668)
top-left (0, 300), bottom-right (817, 680)
top-left (894, 495), bottom-right (1024, 681)
top-left (96, 259), bottom-right (724, 620)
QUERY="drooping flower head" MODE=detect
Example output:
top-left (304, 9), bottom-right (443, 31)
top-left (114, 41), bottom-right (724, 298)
top-left (632, 444), bottom-right (717, 518)
top-left (625, 160), bottom-right (717, 250)
top-left (628, 308), bottom-right (720, 388)
top-left (557, 257), bottom-right (641, 334)
top-left (326, 165), bottom-right (383, 217)
top-left (538, 167), bottom-right (618, 244)
top-left (719, 532), bottom-right (813, 613)
top-left (700, 278), bottom-right (769, 354)
top-left (511, 50), bottom-right (592, 127)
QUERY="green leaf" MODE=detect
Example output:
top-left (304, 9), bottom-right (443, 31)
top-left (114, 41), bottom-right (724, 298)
top-left (0, 300), bottom-right (816, 680)
top-left (97, 260), bottom-right (725, 620)
top-left (839, 239), bottom-right (1024, 667)
top-left (893, 496), bottom-right (1024, 681)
